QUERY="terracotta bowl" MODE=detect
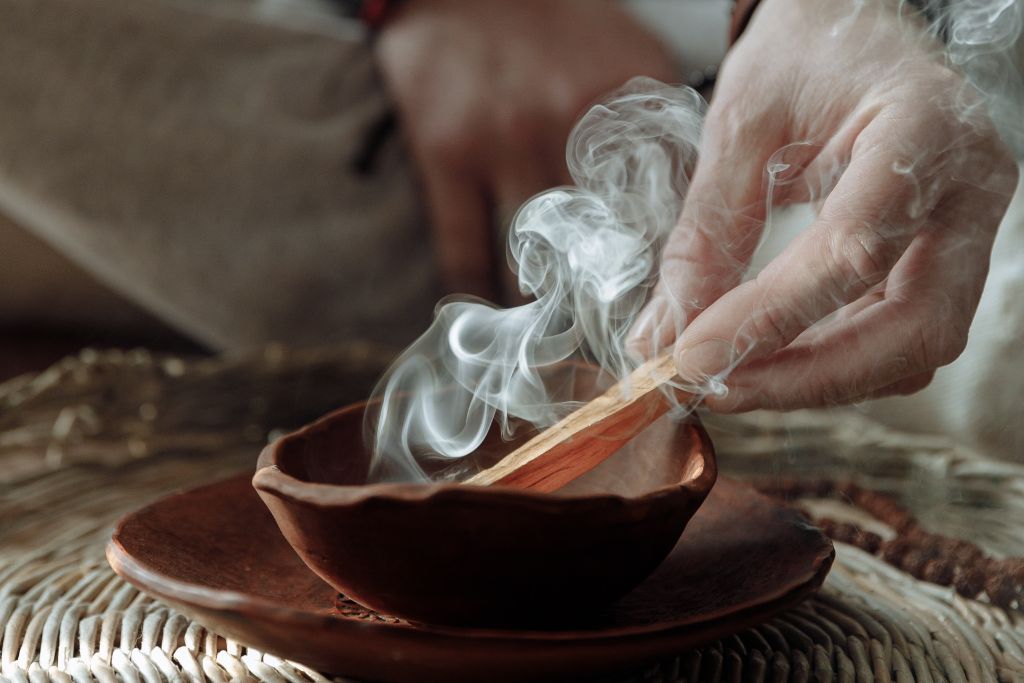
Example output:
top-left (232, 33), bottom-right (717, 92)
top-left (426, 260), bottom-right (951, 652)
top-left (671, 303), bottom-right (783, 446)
top-left (253, 376), bottom-right (716, 627)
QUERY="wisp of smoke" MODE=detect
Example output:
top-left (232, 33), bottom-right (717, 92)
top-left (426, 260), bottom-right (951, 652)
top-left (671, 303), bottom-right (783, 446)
top-left (939, 0), bottom-right (1024, 153)
top-left (365, 78), bottom-right (705, 482)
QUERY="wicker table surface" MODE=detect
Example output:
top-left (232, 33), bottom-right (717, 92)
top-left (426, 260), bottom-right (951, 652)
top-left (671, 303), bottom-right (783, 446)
top-left (1, 347), bottom-right (1023, 683)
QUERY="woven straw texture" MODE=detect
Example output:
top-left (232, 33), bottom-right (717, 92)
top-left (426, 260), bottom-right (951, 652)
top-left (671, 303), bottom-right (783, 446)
top-left (2, 347), bottom-right (1023, 683)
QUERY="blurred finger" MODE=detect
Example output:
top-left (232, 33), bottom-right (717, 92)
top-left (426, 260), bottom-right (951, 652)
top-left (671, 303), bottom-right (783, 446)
top-left (786, 280), bottom-right (887, 348)
top-left (422, 169), bottom-right (494, 298)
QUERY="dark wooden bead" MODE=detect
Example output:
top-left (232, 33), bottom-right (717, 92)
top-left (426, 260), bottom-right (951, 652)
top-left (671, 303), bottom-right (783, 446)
top-left (921, 559), bottom-right (955, 585)
top-left (854, 529), bottom-right (883, 554)
top-left (954, 565), bottom-right (986, 598)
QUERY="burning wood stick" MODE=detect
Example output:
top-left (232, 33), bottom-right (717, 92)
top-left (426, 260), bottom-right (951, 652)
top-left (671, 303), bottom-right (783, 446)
top-left (466, 352), bottom-right (688, 492)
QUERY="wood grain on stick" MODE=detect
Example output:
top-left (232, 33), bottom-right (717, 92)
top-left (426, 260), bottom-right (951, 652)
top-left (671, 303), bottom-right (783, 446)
top-left (466, 353), bottom-right (685, 492)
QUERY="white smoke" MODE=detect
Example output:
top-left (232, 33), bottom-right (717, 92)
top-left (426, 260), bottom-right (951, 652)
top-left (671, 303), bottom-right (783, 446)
top-left (940, 0), bottom-right (1024, 153)
top-left (365, 79), bottom-right (705, 482)
top-left (364, 0), bottom-right (1024, 481)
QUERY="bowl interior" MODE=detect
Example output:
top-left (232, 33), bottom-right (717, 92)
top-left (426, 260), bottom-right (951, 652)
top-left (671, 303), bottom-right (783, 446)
top-left (276, 364), bottom-right (702, 495)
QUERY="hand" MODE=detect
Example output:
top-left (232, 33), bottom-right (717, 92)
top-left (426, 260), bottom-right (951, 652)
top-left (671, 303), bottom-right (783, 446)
top-left (630, 0), bottom-right (1018, 411)
top-left (375, 0), bottom-right (678, 299)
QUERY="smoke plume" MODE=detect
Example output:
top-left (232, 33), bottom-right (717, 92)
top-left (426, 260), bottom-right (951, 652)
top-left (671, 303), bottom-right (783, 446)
top-left (365, 79), bottom-right (704, 482)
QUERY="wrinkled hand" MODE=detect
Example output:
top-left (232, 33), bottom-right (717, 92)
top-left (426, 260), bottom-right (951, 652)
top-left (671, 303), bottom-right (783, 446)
top-left (376, 0), bottom-right (677, 298)
top-left (631, 0), bottom-right (1018, 410)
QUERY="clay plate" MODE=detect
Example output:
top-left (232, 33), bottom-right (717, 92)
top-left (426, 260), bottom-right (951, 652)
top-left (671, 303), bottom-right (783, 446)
top-left (252, 393), bottom-right (717, 626)
top-left (107, 475), bottom-right (833, 683)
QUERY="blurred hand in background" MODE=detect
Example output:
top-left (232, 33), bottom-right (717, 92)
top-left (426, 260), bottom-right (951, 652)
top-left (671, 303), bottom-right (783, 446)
top-left (375, 0), bottom-right (678, 299)
top-left (631, 0), bottom-right (1018, 411)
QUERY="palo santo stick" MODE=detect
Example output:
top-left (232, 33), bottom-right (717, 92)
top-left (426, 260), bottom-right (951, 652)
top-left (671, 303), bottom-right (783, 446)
top-left (466, 352), bottom-right (686, 492)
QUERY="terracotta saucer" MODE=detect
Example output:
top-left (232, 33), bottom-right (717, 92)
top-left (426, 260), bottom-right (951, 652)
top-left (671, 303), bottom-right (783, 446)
top-left (108, 475), bottom-right (833, 683)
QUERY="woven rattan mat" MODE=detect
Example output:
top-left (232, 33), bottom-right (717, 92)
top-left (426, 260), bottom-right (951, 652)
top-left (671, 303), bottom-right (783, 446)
top-left (2, 347), bottom-right (1023, 683)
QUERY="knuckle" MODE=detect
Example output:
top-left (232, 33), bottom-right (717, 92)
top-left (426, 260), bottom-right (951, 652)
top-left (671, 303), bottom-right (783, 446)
top-left (822, 228), bottom-right (895, 296)
top-left (746, 301), bottom-right (795, 347)
top-left (704, 100), bottom-right (778, 160)
top-left (794, 375), bottom-right (851, 409)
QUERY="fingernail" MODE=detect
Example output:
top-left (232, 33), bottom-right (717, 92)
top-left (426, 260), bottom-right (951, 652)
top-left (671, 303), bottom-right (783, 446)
top-left (674, 339), bottom-right (735, 386)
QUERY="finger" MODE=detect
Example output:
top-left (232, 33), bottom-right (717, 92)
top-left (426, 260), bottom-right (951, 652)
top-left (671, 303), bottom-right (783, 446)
top-left (785, 280), bottom-right (887, 348)
top-left (673, 115), bottom-right (947, 384)
top-left (628, 292), bottom-right (684, 362)
top-left (702, 298), bottom-right (944, 412)
top-left (702, 205), bottom-right (993, 412)
top-left (422, 168), bottom-right (495, 298)
top-left (626, 98), bottom-right (789, 358)
top-left (780, 105), bottom-right (887, 206)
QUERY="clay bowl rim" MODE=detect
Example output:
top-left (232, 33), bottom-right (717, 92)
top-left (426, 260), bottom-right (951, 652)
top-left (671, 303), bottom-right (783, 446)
top-left (252, 397), bottom-right (718, 514)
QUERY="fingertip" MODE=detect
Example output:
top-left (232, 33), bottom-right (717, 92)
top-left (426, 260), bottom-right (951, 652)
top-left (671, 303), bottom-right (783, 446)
top-left (673, 337), bottom-right (735, 387)
top-left (626, 304), bottom-right (658, 354)
top-left (700, 387), bottom-right (746, 414)
top-left (627, 295), bottom-right (680, 361)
